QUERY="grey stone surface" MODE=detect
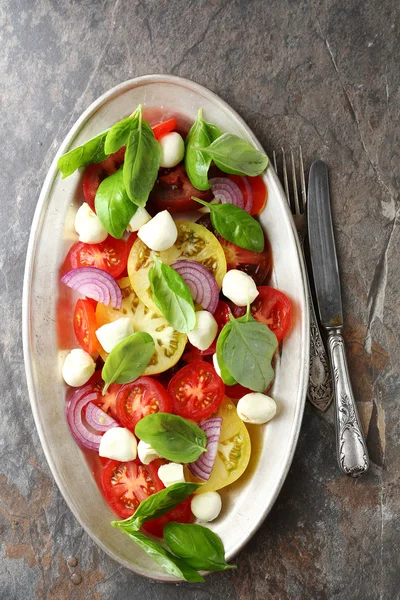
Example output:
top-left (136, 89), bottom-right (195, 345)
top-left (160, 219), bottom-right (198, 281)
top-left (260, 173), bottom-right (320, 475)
top-left (1, 0), bottom-right (399, 598)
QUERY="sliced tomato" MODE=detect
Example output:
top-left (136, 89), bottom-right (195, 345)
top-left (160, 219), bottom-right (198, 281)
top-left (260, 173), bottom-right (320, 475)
top-left (120, 232), bottom-right (138, 278)
top-left (225, 383), bottom-right (253, 399)
top-left (149, 164), bottom-right (212, 213)
top-left (143, 497), bottom-right (193, 538)
top-left (83, 147), bottom-right (126, 212)
top-left (101, 459), bottom-right (164, 519)
top-left (217, 235), bottom-right (272, 286)
top-left (228, 174), bottom-right (267, 216)
top-left (151, 118), bottom-right (177, 140)
top-left (230, 286), bottom-right (292, 343)
top-left (116, 377), bottom-right (172, 432)
top-left (87, 370), bottom-right (121, 421)
top-left (73, 299), bottom-right (98, 354)
top-left (66, 236), bottom-right (127, 279)
top-left (168, 361), bottom-right (225, 421)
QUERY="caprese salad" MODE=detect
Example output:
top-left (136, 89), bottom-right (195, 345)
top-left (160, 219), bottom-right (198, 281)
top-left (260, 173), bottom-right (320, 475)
top-left (57, 105), bottom-right (292, 581)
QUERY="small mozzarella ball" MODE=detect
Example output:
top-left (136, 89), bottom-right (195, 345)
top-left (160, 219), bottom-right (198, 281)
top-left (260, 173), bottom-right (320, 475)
top-left (138, 210), bottom-right (178, 251)
top-left (127, 207), bottom-right (152, 232)
top-left (212, 353), bottom-right (222, 378)
top-left (187, 311), bottom-right (218, 351)
top-left (237, 393), bottom-right (277, 425)
top-left (191, 492), bottom-right (222, 522)
top-left (74, 202), bottom-right (108, 244)
top-left (95, 318), bottom-right (133, 353)
top-left (159, 132), bottom-right (185, 168)
top-left (138, 440), bottom-right (161, 465)
top-left (62, 348), bottom-right (96, 387)
top-left (222, 269), bottom-right (259, 307)
top-left (99, 427), bottom-right (137, 462)
top-left (158, 463), bottom-right (185, 487)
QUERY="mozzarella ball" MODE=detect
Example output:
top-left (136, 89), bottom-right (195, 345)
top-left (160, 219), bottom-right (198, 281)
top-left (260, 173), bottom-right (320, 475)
top-left (222, 270), bottom-right (259, 306)
top-left (159, 132), bottom-right (185, 168)
top-left (138, 210), bottom-right (178, 251)
top-left (158, 463), bottom-right (185, 487)
top-left (237, 393), bottom-right (277, 425)
top-left (74, 202), bottom-right (108, 244)
top-left (99, 427), bottom-right (137, 462)
top-left (62, 349), bottom-right (96, 387)
top-left (212, 353), bottom-right (222, 378)
top-left (187, 311), bottom-right (218, 351)
top-left (138, 440), bottom-right (161, 465)
top-left (191, 492), bottom-right (222, 522)
top-left (95, 318), bottom-right (133, 353)
top-left (127, 207), bottom-right (152, 232)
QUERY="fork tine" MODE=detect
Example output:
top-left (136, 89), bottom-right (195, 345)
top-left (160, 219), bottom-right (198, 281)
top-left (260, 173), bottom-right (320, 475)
top-left (290, 148), bottom-right (301, 215)
top-left (281, 148), bottom-right (291, 210)
top-left (272, 150), bottom-right (277, 173)
top-left (299, 146), bottom-right (306, 213)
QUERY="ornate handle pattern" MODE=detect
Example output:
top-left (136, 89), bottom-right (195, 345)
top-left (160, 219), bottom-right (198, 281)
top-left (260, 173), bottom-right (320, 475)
top-left (327, 329), bottom-right (369, 477)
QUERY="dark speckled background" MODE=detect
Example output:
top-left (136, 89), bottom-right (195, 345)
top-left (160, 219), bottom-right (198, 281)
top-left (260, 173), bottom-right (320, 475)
top-left (1, 0), bottom-right (399, 598)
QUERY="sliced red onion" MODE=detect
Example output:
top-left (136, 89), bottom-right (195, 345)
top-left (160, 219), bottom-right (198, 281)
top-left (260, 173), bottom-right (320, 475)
top-left (61, 266), bottom-right (122, 309)
top-left (239, 176), bottom-right (253, 214)
top-left (210, 177), bottom-right (245, 210)
top-left (188, 417), bottom-right (222, 481)
top-left (172, 260), bottom-right (219, 314)
top-left (66, 387), bottom-right (118, 451)
top-left (85, 402), bottom-right (118, 432)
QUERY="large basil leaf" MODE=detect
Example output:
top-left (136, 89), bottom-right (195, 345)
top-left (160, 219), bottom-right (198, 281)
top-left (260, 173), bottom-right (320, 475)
top-left (164, 523), bottom-right (235, 572)
top-left (215, 322), bottom-right (237, 386)
top-left (193, 198), bottom-right (264, 253)
top-left (102, 332), bottom-right (155, 393)
top-left (148, 256), bottom-right (196, 333)
top-left (123, 108), bottom-right (161, 206)
top-left (104, 112), bottom-right (138, 155)
top-left (112, 483), bottom-right (201, 532)
top-left (223, 315), bottom-right (278, 392)
top-left (185, 108), bottom-right (221, 191)
top-left (113, 530), bottom-right (204, 582)
top-left (135, 413), bottom-right (207, 463)
top-left (57, 130), bottom-right (109, 178)
top-left (200, 133), bottom-right (268, 176)
top-left (95, 168), bottom-right (137, 239)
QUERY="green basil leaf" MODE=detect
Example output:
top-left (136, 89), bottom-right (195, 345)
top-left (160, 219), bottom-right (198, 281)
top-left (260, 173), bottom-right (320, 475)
top-left (193, 198), bottom-right (264, 253)
top-left (185, 108), bottom-right (221, 191)
top-left (102, 332), bottom-right (155, 393)
top-left (223, 316), bottom-right (278, 392)
top-left (112, 483), bottom-right (202, 532)
top-left (112, 530), bottom-right (204, 582)
top-left (164, 523), bottom-right (236, 572)
top-left (148, 256), bottom-right (196, 333)
top-left (123, 107), bottom-right (161, 206)
top-left (200, 133), bottom-right (268, 176)
top-left (95, 169), bottom-right (137, 239)
top-left (215, 322), bottom-right (237, 386)
top-left (104, 112), bottom-right (138, 155)
top-left (57, 130), bottom-right (109, 178)
top-left (135, 413), bottom-right (207, 463)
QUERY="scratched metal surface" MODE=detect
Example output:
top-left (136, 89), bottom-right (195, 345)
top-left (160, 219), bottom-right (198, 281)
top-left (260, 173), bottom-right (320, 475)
top-left (1, 1), bottom-right (399, 598)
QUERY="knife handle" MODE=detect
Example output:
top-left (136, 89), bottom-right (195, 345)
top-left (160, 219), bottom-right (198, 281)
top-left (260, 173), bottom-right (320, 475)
top-left (327, 329), bottom-right (369, 477)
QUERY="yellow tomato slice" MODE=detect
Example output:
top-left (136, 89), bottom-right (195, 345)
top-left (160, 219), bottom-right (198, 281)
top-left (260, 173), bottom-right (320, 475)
top-left (128, 220), bottom-right (227, 311)
top-left (95, 278), bottom-right (187, 375)
top-left (186, 397), bottom-right (251, 493)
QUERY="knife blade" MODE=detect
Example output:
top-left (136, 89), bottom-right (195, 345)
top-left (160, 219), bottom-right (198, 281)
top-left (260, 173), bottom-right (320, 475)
top-left (307, 160), bottom-right (369, 477)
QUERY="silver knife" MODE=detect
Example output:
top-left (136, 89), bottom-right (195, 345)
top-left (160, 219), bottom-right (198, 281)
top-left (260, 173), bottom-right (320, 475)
top-left (307, 161), bottom-right (369, 477)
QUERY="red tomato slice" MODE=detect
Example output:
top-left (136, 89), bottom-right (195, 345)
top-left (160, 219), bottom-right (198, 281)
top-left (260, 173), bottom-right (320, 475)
top-left (83, 147), bottom-right (126, 212)
top-left (86, 370), bottom-right (121, 421)
top-left (115, 377), bottom-right (172, 432)
top-left (168, 361), bottom-right (225, 420)
top-left (225, 383), bottom-right (253, 399)
top-left (228, 175), bottom-right (267, 216)
top-left (217, 235), bottom-right (272, 286)
top-left (101, 459), bottom-right (164, 519)
top-left (149, 164), bottom-right (212, 213)
top-left (73, 299), bottom-right (99, 354)
top-left (65, 236), bottom-right (127, 279)
top-left (230, 286), bottom-right (292, 343)
top-left (143, 497), bottom-right (193, 538)
top-left (151, 118), bottom-right (177, 140)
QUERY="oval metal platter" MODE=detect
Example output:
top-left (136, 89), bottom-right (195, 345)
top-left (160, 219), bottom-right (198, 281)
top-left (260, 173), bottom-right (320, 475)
top-left (23, 75), bottom-right (309, 581)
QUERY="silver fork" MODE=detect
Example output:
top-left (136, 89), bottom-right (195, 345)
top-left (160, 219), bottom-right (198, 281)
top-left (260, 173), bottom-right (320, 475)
top-left (273, 148), bottom-right (333, 412)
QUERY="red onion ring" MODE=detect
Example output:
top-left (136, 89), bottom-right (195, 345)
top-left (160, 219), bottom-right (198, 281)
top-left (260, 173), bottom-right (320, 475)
top-left (239, 176), bottom-right (253, 214)
top-left (188, 417), bottom-right (222, 480)
top-left (66, 387), bottom-right (118, 450)
top-left (61, 266), bottom-right (122, 309)
top-left (85, 402), bottom-right (118, 432)
top-left (172, 260), bottom-right (219, 314)
top-left (210, 177), bottom-right (245, 210)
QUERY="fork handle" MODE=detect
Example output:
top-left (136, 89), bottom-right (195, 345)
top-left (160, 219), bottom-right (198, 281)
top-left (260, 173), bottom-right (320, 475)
top-left (327, 329), bottom-right (369, 477)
